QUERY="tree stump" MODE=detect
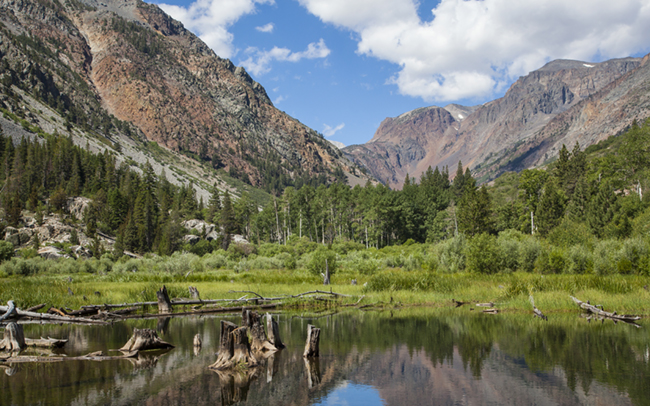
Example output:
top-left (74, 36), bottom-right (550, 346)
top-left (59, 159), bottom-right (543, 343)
top-left (209, 320), bottom-right (238, 370)
top-left (156, 286), bottom-right (173, 314)
top-left (119, 328), bottom-right (174, 353)
top-left (265, 313), bottom-right (285, 349)
top-left (248, 311), bottom-right (276, 353)
top-left (303, 324), bottom-right (320, 358)
top-left (0, 300), bottom-right (17, 322)
top-left (0, 322), bottom-right (25, 352)
top-left (241, 308), bottom-right (252, 328)
top-left (189, 286), bottom-right (200, 300)
top-left (230, 327), bottom-right (258, 367)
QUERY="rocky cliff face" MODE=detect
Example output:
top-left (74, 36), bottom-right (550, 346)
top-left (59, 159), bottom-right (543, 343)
top-left (0, 0), bottom-right (364, 189)
top-left (344, 57), bottom-right (646, 187)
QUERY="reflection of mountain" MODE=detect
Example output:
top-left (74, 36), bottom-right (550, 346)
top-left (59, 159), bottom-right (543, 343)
top-left (2, 311), bottom-right (647, 406)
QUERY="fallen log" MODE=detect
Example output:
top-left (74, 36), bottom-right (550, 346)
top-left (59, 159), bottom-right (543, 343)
top-left (579, 313), bottom-right (642, 328)
top-left (119, 328), bottom-right (175, 352)
top-left (0, 322), bottom-right (25, 352)
top-left (303, 324), bottom-right (320, 358)
top-left (118, 303), bottom-right (282, 320)
top-left (0, 350), bottom-right (141, 364)
top-left (482, 308), bottom-right (499, 314)
top-left (24, 337), bottom-right (68, 349)
top-left (0, 305), bottom-right (107, 325)
top-left (24, 304), bottom-right (46, 312)
top-left (570, 296), bottom-right (641, 322)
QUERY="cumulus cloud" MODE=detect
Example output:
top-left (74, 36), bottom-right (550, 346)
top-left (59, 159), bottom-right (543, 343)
top-left (323, 123), bottom-right (345, 137)
top-left (240, 39), bottom-right (331, 75)
top-left (159, 0), bottom-right (274, 59)
top-left (256, 23), bottom-right (275, 33)
top-left (298, 0), bottom-right (650, 102)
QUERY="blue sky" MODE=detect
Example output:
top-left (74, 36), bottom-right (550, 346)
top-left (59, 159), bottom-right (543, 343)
top-left (154, 0), bottom-right (650, 147)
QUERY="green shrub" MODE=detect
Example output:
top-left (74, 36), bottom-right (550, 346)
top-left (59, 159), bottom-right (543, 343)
top-left (331, 239), bottom-right (365, 255)
top-left (466, 233), bottom-right (501, 274)
top-left (547, 219), bottom-right (596, 249)
top-left (620, 237), bottom-right (649, 275)
top-left (307, 247), bottom-right (338, 276)
top-left (497, 230), bottom-right (524, 272)
top-left (566, 245), bottom-right (593, 274)
top-left (433, 235), bottom-right (466, 273)
top-left (519, 237), bottom-right (542, 273)
top-left (0, 241), bottom-right (14, 262)
top-left (593, 240), bottom-right (622, 275)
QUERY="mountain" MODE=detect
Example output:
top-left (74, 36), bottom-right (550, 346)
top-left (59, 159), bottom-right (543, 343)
top-left (344, 56), bottom-right (648, 188)
top-left (0, 0), bottom-right (367, 198)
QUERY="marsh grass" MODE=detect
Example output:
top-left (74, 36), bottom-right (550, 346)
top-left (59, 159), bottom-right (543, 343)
top-left (2, 268), bottom-right (648, 314)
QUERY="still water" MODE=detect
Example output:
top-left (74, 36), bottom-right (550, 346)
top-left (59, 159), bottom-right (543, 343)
top-left (1, 308), bottom-right (649, 405)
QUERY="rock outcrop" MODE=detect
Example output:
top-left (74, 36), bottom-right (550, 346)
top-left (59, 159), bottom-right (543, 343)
top-left (345, 57), bottom-right (647, 187)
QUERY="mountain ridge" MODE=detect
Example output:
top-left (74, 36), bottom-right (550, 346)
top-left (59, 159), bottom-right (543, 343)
top-left (344, 55), bottom-right (647, 188)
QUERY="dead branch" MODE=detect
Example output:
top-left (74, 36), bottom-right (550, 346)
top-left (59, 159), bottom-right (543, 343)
top-left (570, 296), bottom-right (641, 322)
top-left (0, 301), bottom-right (17, 322)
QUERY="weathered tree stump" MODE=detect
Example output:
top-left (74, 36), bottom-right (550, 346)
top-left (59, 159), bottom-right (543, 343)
top-left (303, 324), bottom-right (320, 358)
top-left (265, 313), bottom-right (285, 349)
top-left (303, 357), bottom-right (321, 388)
top-left (119, 328), bottom-right (174, 353)
top-left (247, 311), bottom-right (276, 353)
top-left (209, 321), bottom-right (238, 370)
top-left (0, 322), bottom-right (25, 352)
top-left (156, 286), bottom-right (173, 314)
top-left (230, 327), bottom-right (258, 366)
top-left (189, 286), bottom-right (200, 300)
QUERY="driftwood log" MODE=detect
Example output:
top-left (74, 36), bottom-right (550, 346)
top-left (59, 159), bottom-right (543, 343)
top-left (570, 296), bottom-right (641, 322)
top-left (303, 324), bottom-right (320, 358)
top-left (0, 304), bottom-right (107, 325)
top-left (266, 313), bottom-right (285, 349)
top-left (0, 322), bottom-right (25, 352)
top-left (119, 328), bottom-right (174, 353)
top-left (0, 301), bottom-right (17, 322)
top-left (157, 286), bottom-right (173, 314)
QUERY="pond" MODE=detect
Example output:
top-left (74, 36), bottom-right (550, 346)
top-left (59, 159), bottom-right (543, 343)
top-left (1, 308), bottom-right (649, 405)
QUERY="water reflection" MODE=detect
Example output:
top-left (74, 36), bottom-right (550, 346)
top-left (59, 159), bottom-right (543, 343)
top-left (0, 309), bottom-right (647, 406)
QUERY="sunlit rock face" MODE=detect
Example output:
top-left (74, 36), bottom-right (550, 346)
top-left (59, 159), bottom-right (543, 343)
top-left (345, 57), bottom-right (648, 187)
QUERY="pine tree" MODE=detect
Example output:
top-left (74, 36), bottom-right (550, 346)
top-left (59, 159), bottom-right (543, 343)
top-left (535, 178), bottom-right (566, 236)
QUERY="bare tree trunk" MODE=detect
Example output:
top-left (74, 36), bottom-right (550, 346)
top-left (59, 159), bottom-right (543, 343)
top-left (303, 324), bottom-right (320, 358)
top-left (265, 313), bottom-right (285, 349)
top-left (156, 286), bottom-right (172, 314)
top-left (323, 259), bottom-right (330, 285)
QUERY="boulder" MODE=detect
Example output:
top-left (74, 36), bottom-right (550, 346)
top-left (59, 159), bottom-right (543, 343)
top-left (181, 219), bottom-right (216, 236)
top-left (67, 197), bottom-right (92, 221)
top-left (232, 234), bottom-right (249, 244)
top-left (71, 245), bottom-right (92, 258)
top-left (38, 246), bottom-right (69, 260)
top-left (183, 235), bottom-right (200, 245)
top-left (5, 228), bottom-right (32, 247)
top-left (206, 230), bottom-right (221, 241)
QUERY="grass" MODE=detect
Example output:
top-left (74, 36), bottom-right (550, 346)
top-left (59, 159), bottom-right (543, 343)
top-left (1, 269), bottom-right (649, 315)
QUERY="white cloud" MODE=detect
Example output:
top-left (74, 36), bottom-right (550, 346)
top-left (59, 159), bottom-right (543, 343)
top-left (298, 0), bottom-right (650, 102)
top-left (274, 95), bottom-right (286, 104)
top-left (323, 123), bottom-right (345, 137)
top-left (158, 0), bottom-right (275, 59)
top-left (240, 39), bottom-right (331, 75)
top-left (256, 23), bottom-right (275, 33)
